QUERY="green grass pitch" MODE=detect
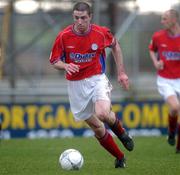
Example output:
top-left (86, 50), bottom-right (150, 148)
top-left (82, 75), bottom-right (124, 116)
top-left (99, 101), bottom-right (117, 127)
top-left (0, 136), bottom-right (180, 175)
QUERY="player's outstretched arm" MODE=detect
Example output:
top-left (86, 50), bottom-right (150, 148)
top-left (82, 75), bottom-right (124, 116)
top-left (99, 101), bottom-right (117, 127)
top-left (111, 38), bottom-right (129, 90)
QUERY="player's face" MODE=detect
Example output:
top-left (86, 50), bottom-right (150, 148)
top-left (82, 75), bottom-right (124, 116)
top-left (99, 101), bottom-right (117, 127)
top-left (161, 12), bottom-right (175, 30)
top-left (73, 10), bottom-right (92, 34)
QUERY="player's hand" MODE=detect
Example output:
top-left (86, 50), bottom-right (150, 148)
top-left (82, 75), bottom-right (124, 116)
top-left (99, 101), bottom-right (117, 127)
top-left (155, 60), bottom-right (164, 70)
top-left (64, 63), bottom-right (80, 75)
top-left (118, 72), bottom-right (129, 90)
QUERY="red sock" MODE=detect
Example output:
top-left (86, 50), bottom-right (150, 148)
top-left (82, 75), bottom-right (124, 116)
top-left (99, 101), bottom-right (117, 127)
top-left (176, 124), bottom-right (180, 150)
top-left (97, 130), bottom-right (124, 160)
top-left (168, 114), bottom-right (177, 134)
top-left (109, 117), bottom-right (125, 137)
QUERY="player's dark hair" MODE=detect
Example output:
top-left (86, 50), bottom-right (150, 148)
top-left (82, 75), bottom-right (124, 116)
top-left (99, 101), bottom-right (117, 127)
top-left (73, 2), bottom-right (92, 16)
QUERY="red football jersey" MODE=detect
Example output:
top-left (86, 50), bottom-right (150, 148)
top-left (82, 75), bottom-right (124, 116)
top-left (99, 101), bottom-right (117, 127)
top-left (149, 29), bottom-right (180, 79)
top-left (49, 24), bottom-right (115, 80)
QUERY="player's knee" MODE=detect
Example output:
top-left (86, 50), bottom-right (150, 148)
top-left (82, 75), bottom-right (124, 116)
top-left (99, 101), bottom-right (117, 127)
top-left (96, 109), bottom-right (110, 122)
top-left (93, 123), bottom-right (105, 138)
top-left (170, 104), bottom-right (180, 115)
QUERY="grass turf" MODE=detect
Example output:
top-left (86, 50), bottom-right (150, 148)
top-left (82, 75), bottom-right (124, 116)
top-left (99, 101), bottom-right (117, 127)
top-left (0, 136), bottom-right (180, 175)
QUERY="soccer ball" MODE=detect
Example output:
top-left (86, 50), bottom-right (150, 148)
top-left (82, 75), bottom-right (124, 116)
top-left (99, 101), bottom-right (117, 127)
top-left (59, 149), bottom-right (84, 170)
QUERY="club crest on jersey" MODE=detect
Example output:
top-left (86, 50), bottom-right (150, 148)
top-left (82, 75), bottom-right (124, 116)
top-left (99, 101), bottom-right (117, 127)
top-left (91, 43), bottom-right (98, 50)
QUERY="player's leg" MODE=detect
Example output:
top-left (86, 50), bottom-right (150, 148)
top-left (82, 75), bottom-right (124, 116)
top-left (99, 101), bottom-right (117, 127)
top-left (67, 75), bottom-right (125, 166)
top-left (175, 82), bottom-right (180, 153)
top-left (85, 115), bottom-right (126, 168)
top-left (170, 96), bottom-right (180, 153)
top-left (157, 76), bottom-right (179, 147)
top-left (0, 117), bottom-right (1, 141)
top-left (176, 119), bottom-right (180, 153)
top-left (166, 95), bottom-right (179, 146)
top-left (95, 100), bottom-right (134, 151)
top-left (108, 111), bottom-right (134, 151)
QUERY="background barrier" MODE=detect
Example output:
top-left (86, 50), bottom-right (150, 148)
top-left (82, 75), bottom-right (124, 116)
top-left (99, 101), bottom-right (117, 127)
top-left (0, 100), bottom-right (168, 139)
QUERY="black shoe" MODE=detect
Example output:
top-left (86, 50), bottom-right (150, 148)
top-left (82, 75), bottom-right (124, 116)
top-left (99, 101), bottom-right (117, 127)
top-left (115, 157), bottom-right (126, 168)
top-left (176, 149), bottom-right (180, 154)
top-left (167, 132), bottom-right (175, 146)
top-left (119, 131), bottom-right (134, 151)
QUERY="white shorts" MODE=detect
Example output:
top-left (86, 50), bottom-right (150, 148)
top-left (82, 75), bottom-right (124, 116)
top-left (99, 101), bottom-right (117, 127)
top-left (67, 74), bottom-right (113, 121)
top-left (157, 75), bottom-right (180, 100)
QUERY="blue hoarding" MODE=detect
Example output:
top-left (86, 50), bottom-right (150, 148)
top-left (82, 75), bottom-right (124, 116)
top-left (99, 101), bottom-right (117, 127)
top-left (0, 100), bottom-right (169, 139)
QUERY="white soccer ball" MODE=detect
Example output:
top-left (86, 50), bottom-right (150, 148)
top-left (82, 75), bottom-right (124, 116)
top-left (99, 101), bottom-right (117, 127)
top-left (59, 149), bottom-right (84, 170)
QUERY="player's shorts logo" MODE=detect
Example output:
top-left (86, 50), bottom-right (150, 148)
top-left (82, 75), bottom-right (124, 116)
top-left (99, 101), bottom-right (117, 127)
top-left (91, 43), bottom-right (98, 50)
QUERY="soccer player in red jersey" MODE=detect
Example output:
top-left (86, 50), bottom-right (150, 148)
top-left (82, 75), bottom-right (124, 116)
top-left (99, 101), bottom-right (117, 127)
top-left (149, 9), bottom-right (180, 153)
top-left (49, 2), bottom-right (134, 168)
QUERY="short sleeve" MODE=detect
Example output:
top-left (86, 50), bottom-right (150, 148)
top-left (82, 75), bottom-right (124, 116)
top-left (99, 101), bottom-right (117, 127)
top-left (101, 27), bottom-right (115, 48)
top-left (49, 33), bottom-right (64, 64)
top-left (149, 33), bottom-right (158, 52)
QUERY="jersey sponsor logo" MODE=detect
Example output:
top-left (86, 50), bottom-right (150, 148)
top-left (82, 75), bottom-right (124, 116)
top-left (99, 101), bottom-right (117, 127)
top-left (162, 51), bottom-right (180, 60)
top-left (70, 52), bottom-right (96, 63)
